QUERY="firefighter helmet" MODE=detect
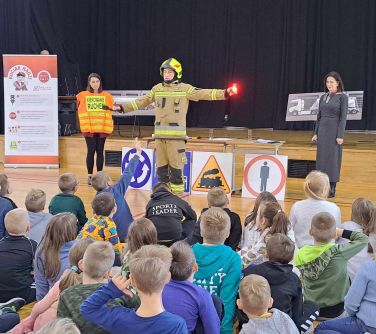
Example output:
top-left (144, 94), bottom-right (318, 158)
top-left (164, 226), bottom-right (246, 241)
top-left (160, 58), bottom-right (182, 79)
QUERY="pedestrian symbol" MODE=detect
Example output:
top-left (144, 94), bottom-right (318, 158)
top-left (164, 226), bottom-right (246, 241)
top-left (192, 155), bottom-right (230, 193)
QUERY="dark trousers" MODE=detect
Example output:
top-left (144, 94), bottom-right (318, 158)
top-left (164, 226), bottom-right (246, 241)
top-left (0, 312), bottom-right (20, 332)
top-left (85, 134), bottom-right (106, 174)
top-left (300, 300), bottom-right (319, 333)
top-left (157, 220), bottom-right (196, 248)
top-left (0, 286), bottom-right (35, 304)
top-left (193, 294), bottom-right (224, 334)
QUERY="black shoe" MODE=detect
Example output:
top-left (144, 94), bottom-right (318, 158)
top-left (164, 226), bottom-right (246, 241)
top-left (328, 191), bottom-right (335, 198)
top-left (0, 297), bottom-right (26, 312)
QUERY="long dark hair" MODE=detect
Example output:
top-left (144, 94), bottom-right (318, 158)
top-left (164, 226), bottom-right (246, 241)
top-left (324, 71), bottom-right (344, 92)
top-left (125, 218), bottom-right (158, 254)
top-left (244, 192), bottom-right (277, 227)
top-left (38, 213), bottom-right (77, 279)
top-left (262, 202), bottom-right (291, 235)
top-left (86, 73), bottom-right (103, 93)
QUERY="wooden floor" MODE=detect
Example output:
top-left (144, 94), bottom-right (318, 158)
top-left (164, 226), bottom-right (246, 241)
top-left (1, 127), bottom-right (376, 221)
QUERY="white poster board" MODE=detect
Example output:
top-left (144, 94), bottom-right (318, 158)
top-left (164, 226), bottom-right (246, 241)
top-left (3, 55), bottom-right (59, 167)
top-left (242, 154), bottom-right (288, 200)
top-left (191, 152), bottom-right (233, 195)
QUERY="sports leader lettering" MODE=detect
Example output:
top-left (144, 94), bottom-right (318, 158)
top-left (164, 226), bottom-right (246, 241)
top-left (86, 96), bottom-right (105, 111)
top-left (152, 204), bottom-right (178, 215)
top-left (194, 268), bottom-right (227, 294)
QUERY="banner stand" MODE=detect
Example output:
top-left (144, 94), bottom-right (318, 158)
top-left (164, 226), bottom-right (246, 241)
top-left (3, 55), bottom-right (59, 168)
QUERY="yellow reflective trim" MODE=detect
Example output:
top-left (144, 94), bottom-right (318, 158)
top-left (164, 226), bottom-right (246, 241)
top-left (131, 100), bottom-right (138, 111)
top-left (154, 130), bottom-right (186, 136)
top-left (187, 86), bottom-right (195, 94)
top-left (169, 182), bottom-right (184, 193)
top-left (154, 92), bottom-right (187, 97)
top-left (211, 89), bottom-right (217, 101)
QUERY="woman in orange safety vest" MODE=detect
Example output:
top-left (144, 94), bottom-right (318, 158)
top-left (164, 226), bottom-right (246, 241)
top-left (76, 73), bottom-right (114, 185)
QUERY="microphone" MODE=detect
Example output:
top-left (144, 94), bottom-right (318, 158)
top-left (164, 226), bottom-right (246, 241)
top-left (102, 105), bottom-right (124, 113)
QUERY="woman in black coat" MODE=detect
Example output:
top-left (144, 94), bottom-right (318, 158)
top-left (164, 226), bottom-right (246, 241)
top-left (312, 72), bottom-right (348, 198)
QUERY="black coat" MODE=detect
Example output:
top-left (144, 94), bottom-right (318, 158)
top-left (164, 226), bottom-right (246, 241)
top-left (145, 189), bottom-right (197, 241)
top-left (243, 261), bottom-right (304, 328)
top-left (186, 207), bottom-right (242, 250)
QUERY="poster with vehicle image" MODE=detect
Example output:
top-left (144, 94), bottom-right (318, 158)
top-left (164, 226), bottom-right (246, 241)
top-left (285, 91), bottom-right (363, 122)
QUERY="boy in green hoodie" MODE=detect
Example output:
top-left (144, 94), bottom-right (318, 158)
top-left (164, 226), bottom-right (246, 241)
top-left (295, 212), bottom-right (368, 318)
top-left (193, 207), bottom-right (242, 334)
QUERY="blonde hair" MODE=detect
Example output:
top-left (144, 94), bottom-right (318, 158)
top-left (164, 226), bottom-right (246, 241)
top-left (25, 189), bottom-right (46, 212)
top-left (91, 171), bottom-right (110, 191)
top-left (311, 212), bottom-right (336, 243)
top-left (200, 207), bottom-right (230, 244)
top-left (129, 245), bottom-right (172, 294)
top-left (59, 238), bottom-right (94, 292)
top-left (4, 208), bottom-right (29, 235)
top-left (239, 274), bottom-right (271, 315)
top-left (83, 241), bottom-right (114, 280)
top-left (35, 318), bottom-right (80, 334)
top-left (0, 174), bottom-right (10, 196)
top-left (58, 173), bottom-right (78, 193)
top-left (304, 171), bottom-right (330, 200)
top-left (207, 187), bottom-right (227, 208)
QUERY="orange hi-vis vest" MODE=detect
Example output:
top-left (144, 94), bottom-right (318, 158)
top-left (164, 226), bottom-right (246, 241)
top-left (76, 91), bottom-right (114, 134)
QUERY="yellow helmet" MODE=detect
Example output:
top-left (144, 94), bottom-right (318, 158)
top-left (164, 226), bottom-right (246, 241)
top-left (160, 58), bottom-right (182, 79)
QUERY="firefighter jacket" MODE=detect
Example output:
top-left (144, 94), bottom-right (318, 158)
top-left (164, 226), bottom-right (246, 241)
top-left (76, 91), bottom-right (114, 134)
top-left (121, 82), bottom-right (227, 139)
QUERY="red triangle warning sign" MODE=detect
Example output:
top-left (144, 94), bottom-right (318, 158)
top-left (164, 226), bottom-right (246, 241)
top-left (192, 155), bottom-right (231, 193)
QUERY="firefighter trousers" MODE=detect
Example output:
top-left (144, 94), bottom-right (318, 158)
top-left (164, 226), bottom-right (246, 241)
top-left (155, 139), bottom-right (186, 192)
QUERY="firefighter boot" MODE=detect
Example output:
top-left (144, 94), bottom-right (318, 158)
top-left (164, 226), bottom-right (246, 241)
top-left (169, 166), bottom-right (184, 195)
top-left (157, 165), bottom-right (170, 183)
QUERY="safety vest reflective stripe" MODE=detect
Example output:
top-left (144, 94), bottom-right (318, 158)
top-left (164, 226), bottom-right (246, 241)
top-left (154, 92), bottom-right (187, 97)
top-left (80, 119), bottom-right (113, 124)
top-left (187, 86), bottom-right (195, 94)
top-left (211, 89), bottom-right (217, 101)
top-left (84, 125), bottom-right (113, 132)
top-left (131, 100), bottom-right (138, 111)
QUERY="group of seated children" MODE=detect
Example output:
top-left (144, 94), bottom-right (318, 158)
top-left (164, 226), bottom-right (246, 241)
top-left (0, 143), bottom-right (376, 334)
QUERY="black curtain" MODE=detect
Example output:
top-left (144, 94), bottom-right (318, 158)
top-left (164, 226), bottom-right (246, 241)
top-left (1, 0), bottom-right (376, 133)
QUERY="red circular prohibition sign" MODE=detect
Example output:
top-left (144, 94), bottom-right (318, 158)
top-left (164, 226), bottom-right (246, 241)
top-left (244, 155), bottom-right (286, 197)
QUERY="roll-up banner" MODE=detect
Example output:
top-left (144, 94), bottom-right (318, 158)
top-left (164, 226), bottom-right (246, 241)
top-left (3, 55), bottom-right (59, 167)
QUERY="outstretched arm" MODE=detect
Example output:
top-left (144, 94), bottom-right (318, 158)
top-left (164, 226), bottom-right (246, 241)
top-left (186, 85), bottom-right (235, 102)
top-left (113, 91), bottom-right (155, 113)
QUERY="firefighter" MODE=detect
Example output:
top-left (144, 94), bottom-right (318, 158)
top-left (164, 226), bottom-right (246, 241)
top-left (114, 58), bottom-right (237, 193)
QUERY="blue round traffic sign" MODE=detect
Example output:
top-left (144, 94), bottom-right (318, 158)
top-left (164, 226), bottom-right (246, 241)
top-left (121, 149), bottom-right (151, 188)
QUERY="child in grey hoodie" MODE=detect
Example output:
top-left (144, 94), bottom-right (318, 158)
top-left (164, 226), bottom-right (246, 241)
top-left (237, 274), bottom-right (298, 334)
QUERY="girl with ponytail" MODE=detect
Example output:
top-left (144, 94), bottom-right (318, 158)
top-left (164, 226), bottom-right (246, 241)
top-left (290, 171), bottom-right (341, 248)
top-left (239, 202), bottom-right (294, 268)
top-left (12, 239), bottom-right (93, 334)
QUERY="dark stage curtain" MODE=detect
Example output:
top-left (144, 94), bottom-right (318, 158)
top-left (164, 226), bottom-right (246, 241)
top-left (1, 0), bottom-right (376, 133)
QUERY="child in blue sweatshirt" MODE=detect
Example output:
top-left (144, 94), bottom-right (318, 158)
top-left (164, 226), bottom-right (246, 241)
top-left (162, 240), bottom-right (221, 334)
top-left (91, 139), bottom-right (142, 241)
top-left (81, 245), bottom-right (188, 334)
top-left (193, 207), bottom-right (242, 334)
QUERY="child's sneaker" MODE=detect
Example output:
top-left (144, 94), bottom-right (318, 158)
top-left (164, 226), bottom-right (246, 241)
top-left (0, 297), bottom-right (26, 312)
